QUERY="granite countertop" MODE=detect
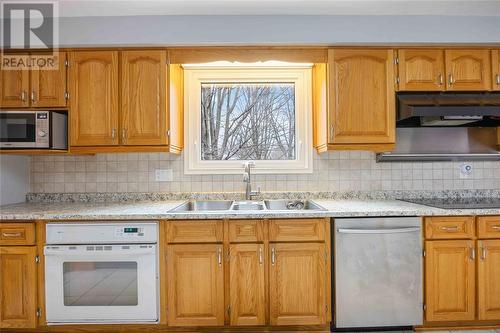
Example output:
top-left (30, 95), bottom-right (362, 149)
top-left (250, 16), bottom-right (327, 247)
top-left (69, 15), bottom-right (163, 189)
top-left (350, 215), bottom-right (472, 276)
top-left (1, 198), bottom-right (499, 221)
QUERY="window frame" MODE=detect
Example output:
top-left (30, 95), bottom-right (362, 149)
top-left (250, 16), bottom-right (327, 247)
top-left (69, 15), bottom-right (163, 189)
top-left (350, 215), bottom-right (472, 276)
top-left (183, 64), bottom-right (313, 174)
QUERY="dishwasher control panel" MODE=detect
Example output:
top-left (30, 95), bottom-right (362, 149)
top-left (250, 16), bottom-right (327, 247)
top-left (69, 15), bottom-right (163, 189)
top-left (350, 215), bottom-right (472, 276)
top-left (115, 226), bottom-right (146, 238)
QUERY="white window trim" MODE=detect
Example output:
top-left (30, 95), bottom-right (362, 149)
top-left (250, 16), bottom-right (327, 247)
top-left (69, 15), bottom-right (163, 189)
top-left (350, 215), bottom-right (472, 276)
top-left (183, 65), bottom-right (313, 175)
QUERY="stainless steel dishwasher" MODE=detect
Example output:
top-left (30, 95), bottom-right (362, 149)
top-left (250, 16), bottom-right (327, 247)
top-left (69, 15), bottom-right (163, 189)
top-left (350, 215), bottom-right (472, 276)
top-left (334, 217), bottom-right (423, 329)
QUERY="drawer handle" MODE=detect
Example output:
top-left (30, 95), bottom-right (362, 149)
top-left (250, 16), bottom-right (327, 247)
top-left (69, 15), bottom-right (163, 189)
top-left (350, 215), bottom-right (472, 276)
top-left (440, 226), bottom-right (459, 232)
top-left (491, 225), bottom-right (500, 230)
top-left (2, 232), bottom-right (23, 237)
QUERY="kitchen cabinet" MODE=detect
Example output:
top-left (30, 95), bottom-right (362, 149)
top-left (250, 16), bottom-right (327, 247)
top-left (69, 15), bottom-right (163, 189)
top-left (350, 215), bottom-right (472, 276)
top-left (69, 51), bottom-right (119, 146)
top-left (425, 239), bottom-right (476, 322)
top-left (121, 50), bottom-right (168, 146)
top-left (397, 49), bottom-right (445, 91)
top-left (478, 239), bottom-right (500, 320)
top-left (269, 242), bottom-right (326, 326)
top-left (493, 50), bottom-right (500, 91)
top-left (445, 49), bottom-right (491, 91)
top-left (0, 52), bottom-right (66, 108)
top-left (166, 244), bottom-right (225, 326)
top-left (0, 246), bottom-right (37, 329)
top-left (229, 243), bottom-right (266, 326)
top-left (327, 49), bottom-right (396, 147)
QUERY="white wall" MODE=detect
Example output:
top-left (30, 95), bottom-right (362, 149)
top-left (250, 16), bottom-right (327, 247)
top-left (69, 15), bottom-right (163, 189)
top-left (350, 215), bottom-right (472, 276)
top-left (0, 155), bottom-right (30, 205)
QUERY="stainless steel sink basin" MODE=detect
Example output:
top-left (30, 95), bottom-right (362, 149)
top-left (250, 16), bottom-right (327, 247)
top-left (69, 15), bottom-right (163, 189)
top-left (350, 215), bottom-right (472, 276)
top-left (169, 200), bottom-right (233, 212)
top-left (264, 200), bottom-right (326, 211)
top-left (231, 201), bottom-right (266, 211)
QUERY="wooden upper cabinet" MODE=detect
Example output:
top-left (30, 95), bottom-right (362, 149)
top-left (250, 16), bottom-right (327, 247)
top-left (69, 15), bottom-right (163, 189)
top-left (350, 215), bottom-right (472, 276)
top-left (166, 244), bottom-right (224, 326)
top-left (493, 50), bottom-right (500, 91)
top-left (0, 55), bottom-right (30, 107)
top-left (328, 49), bottom-right (395, 145)
top-left (0, 246), bottom-right (37, 329)
top-left (229, 243), bottom-right (266, 326)
top-left (445, 49), bottom-right (491, 91)
top-left (121, 50), bottom-right (167, 146)
top-left (478, 239), bottom-right (500, 320)
top-left (69, 51), bottom-right (119, 146)
top-left (269, 243), bottom-right (326, 326)
top-left (425, 240), bottom-right (476, 322)
top-left (398, 49), bottom-right (445, 91)
top-left (30, 52), bottom-right (67, 107)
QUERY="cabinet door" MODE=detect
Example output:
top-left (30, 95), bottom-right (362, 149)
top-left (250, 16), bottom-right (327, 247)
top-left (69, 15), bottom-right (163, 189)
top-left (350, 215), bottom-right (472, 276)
top-left (269, 243), bottom-right (326, 325)
top-left (445, 49), bottom-right (491, 91)
top-left (229, 244), bottom-right (266, 326)
top-left (121, 50), bottom-right (168, 145)
top-left (493, 50), bottom-right (500, 91)
top-left (425, 240), bottom-right (475, 322)
top-left (328, 49), bottom-right (395, 144)
top-left (398, 49), bottom-right (445, 91)
top-left (167, 244), bottom-right (224, 326)
top-left (0, 55), bottom-right (30, 107)
top-left (30, 52), bottom-right (67, 107)
top-left (69, 51), bottom-right (119, 146)
top-left (478, 239), bottom-right (500, 320)
top-left (0, 246), bottom-right (37, 329)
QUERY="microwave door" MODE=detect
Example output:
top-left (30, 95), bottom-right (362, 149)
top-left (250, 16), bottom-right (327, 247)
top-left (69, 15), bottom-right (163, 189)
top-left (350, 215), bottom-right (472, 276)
top-left (0, 112), bottom-right (37, 148)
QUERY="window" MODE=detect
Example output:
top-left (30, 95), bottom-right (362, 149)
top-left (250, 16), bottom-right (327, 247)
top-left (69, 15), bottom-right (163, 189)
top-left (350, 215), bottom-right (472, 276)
top-left (184, 63), bottom-right (313, 174)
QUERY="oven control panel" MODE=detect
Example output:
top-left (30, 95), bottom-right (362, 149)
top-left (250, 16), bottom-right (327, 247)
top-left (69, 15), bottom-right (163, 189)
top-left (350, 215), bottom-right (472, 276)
top-left (114, 227), bottom-right (146, 238)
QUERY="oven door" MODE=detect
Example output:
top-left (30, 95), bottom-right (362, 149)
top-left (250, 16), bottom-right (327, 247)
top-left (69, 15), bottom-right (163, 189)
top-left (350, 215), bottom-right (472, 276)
top-left (44, 244), bottom-right (158, 323)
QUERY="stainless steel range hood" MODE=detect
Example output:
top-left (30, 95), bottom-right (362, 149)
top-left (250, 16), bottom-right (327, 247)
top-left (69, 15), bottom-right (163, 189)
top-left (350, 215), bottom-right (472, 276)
top-left (377, 92), bottom-right (500, 162)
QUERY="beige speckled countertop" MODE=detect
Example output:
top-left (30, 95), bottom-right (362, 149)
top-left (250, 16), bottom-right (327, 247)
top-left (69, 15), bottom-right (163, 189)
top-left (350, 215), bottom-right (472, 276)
top-left (1, 199), bottom-right (499, 221)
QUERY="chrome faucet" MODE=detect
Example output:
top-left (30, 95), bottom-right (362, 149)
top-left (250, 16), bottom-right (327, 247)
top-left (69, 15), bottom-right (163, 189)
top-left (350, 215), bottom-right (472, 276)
top-left (243, 162), bottom-right (260, 200)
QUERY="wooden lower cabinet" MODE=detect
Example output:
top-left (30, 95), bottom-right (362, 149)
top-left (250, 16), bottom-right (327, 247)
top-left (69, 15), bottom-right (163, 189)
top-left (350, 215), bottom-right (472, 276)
top-left (269, 243), bottom-right (326, 326)
top-left (478, 239), bottom-right (500, 320)
top-left (425, 240), bottom-right (476, 322)
top-left (166, 244), bottom-right (224, 326)
top-left (229, 243), bottom-right (266, 326)
top-left (0, 246), bottom-right (37, 329)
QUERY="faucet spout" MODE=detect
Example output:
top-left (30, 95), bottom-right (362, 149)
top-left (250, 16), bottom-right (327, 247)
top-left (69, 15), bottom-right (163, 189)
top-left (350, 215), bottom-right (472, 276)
top-left (242, 162), bottom-right (259, 200)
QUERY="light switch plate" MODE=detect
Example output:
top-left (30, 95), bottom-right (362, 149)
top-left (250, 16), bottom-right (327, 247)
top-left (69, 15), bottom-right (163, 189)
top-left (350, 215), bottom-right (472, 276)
top-left (155, 169), bottom-right (173, 182)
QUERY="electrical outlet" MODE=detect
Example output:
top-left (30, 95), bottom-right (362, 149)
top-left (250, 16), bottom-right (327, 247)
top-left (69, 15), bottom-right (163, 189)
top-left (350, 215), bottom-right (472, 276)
top-left (459, 163), bottom-right (473, 179)
top-left (155, 169), bottom-right (173, 182)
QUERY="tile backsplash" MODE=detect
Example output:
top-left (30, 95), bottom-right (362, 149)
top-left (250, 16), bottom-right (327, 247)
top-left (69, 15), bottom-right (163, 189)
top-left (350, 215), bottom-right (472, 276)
top-left (28, 151), bottom-right (500, 194)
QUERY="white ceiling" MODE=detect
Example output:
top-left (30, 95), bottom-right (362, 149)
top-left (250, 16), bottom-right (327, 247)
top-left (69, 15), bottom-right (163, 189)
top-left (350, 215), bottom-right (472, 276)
top-left (57, 0), bottom-right (500, 17)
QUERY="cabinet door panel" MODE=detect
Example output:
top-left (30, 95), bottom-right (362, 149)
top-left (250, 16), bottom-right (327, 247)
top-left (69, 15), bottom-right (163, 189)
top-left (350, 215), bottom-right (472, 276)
top-left (269, 243), bottom-right (326, 325)
top-left (69, 51), bottom-right (119, 146)
top-left (398, 49), bottom-right (445, 91)
top-left (445, 49), bottom-right (491, 91)
top-left (0, 55), bottom-right (30, 107)
top-left (229, 244), bottom-right (266, 326)
top-left (425, 240), bottom-right (475, 322)
top-left (31, 52), bottom-right (67, 107)
top-left (328, 49), bottom-right (395, 144)
top-left (167, 244), bottom-right (224, 326)
top-left (493, 50), bottom-right (500, 91)
top-left (478, 239), bottom-right (500, 320)
top-left (121, 50), bottom-right (167, 145)
top-left (0, 246), bottom-right (37, 329)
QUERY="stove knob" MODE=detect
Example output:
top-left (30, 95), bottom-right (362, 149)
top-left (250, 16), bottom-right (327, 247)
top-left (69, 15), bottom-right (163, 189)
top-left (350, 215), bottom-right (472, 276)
top-left (38, 130), bottom-right (47, 137)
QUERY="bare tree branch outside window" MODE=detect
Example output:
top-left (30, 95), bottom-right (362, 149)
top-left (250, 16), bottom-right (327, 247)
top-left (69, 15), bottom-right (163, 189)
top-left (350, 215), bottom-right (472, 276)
top-left (201, 83), bottom-right (296, 161)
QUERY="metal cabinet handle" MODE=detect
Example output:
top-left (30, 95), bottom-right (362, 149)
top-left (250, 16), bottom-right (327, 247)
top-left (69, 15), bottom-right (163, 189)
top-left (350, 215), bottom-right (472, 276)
top-left (481, 246), bottom-right (487, 260)
top-left (440, 226), bottom-right (459, 232)
top-left (111, 129), bottom-right (116, 140)
top-left (329, 124), bottom-right (334, 140)
top-left (271, 247), bottom-right (276, 265)
top-left (470, 247), bottom-right (476, 261)
top-left (21, 90), bottom-right (27, 102)
top-left (122, 128), bottom-right (127, 142)
top-left (448, 73), bottom-right (454, 85)
top-left (337, 227), bottom-right (420, 234)
top-left (217, 247), bottom-right (222, 266)
top-left (259, 246), bottom-right (263, 265)
top-left (438, 74), bottom-right (444, 86)
top-left (31, 90), bottom-right (37, 103)
top-left (2, 232), bottom-right (22, 237)
top-left (492, 225), bottom-right (500, 230)
top-left (496, 74), bottom-right (500, 85)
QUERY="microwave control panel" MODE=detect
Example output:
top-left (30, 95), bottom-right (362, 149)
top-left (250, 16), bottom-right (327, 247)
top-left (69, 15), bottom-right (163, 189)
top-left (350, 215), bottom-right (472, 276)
top-left (35, 111), bottom-right (50, 146)
top-left (115, 227), bottom-right (146, 238)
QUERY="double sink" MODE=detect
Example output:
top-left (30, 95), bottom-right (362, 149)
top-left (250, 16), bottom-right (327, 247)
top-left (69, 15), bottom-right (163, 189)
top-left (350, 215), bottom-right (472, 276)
top-left (169, 199), bottom-right (326, 212)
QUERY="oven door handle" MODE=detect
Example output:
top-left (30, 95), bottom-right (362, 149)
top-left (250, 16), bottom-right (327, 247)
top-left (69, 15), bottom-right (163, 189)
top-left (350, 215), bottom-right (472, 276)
top-left (44, 245), bottom-right (156, 256)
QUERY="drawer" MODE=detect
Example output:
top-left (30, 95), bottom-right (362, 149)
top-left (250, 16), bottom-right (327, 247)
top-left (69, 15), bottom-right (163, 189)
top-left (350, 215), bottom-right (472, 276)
top-left (425, 216), bottom-right (475, 239)
top-left (269, 219), bottom-right (325, 242)
top-left (167, 220), bottom-right (223, 243)
top-left (477, 216), bottom-right (500, 238)
top-left (0, 223), bottom-right (36, 245)
top-left (228, 220), bottom-right (264, 242)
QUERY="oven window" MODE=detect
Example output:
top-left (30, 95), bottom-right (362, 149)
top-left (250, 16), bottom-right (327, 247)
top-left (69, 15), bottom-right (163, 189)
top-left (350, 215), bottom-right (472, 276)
top-left (0, 113), bottom-right (36, 142)
top-left (63, 262), bottom-right (138, 306)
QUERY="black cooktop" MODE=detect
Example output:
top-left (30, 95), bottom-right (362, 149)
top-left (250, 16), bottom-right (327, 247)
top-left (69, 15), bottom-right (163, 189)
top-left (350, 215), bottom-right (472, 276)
top-left (403, 197), bottom-right (500, 209)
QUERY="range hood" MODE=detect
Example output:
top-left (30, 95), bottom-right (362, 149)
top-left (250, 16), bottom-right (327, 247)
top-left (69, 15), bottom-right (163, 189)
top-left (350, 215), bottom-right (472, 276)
top-left (377, 92), bottom-right (500, 162)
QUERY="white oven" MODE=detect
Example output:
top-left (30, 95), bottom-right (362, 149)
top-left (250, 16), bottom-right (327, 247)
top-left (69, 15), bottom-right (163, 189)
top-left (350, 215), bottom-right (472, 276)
top-left (44, 222), bottom-right (158, 324)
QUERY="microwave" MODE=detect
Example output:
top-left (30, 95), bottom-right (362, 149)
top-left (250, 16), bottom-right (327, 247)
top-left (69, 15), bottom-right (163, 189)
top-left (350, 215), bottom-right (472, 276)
top-left (0, 110), bottom-right (68, 149)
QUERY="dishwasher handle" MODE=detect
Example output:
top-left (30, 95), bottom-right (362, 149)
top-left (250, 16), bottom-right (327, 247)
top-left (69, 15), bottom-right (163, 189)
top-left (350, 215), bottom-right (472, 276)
top-left (337, 227), bottom-right (421, 234)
